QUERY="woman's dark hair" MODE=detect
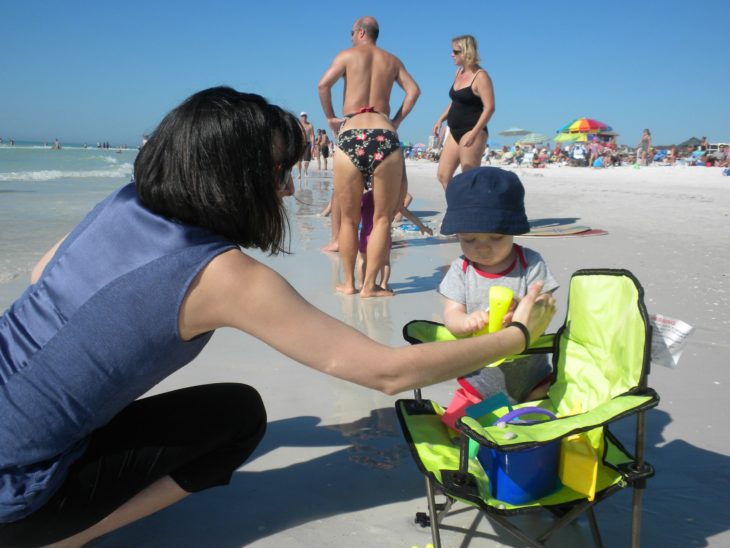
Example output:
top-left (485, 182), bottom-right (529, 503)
top-left (134, 86), bottom-right (305, 253)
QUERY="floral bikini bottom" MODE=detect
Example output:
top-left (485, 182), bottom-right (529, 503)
top-left (336, 128), bottom-right (401, 184)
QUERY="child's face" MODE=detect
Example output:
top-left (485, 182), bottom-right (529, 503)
top-left (458, 233), bottom-right (514, 269)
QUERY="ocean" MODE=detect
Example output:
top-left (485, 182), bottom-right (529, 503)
top-left (0, 143), bottom-right (136, 288)
top-left (0, 143), bottom-right (335, 297)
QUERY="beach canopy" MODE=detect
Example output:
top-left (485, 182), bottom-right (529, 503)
top-left (677, 137), bottom-right (701, 147)
top-left (557, 118), bottom-right (612, 134)
top-left (498, 127), bottom-right (532, 137)
top-left (516, 133), bottom-right (550, 145)
top-left (554, 133), bottom-right (587, 143)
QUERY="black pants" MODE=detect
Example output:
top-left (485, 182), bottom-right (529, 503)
top-left (0, 383), bottom-right (266, 546)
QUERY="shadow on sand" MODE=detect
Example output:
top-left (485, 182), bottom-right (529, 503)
top-left (389, 266), bottom-right (448, 295)
top-left (528, 217), bottom-right (581, 229)
top-left (94, 408), bottom-right (425, 547)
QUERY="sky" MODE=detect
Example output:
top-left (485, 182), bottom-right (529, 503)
top-left (2, 1), bottom-right (728, 147)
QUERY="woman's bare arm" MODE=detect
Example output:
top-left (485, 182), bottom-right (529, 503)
top-left (181, 250), bottom-right (554, 395)
top-left (31, 234), bottom-right (68, 283)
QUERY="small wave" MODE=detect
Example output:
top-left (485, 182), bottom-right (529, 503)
top-left (0, 164), bottom-right (134, 182)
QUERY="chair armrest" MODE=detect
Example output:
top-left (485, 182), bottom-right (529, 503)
top-left (458, 389), bottom-right (659, 452)
top-left (402, 319), bottom-right (555, 359)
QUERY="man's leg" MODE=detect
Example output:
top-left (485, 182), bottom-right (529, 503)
top-left (333, 148), bottom-right (364, 294)
top-left (320, 193), bottom-right (340, 252)
top-left (361, 151), bottom-right (404, 298)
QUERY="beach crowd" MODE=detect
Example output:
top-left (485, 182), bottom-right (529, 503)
top-left (0, 11), bottom-right (723, 546)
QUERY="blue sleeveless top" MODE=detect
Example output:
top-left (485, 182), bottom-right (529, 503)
top-left (0, 183), bottom-right (236, 522)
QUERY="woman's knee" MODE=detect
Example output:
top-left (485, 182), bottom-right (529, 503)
top-left (208, 383), bottom-right (267, 443)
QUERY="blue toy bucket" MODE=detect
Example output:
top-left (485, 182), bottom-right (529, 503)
top-left (477, 407), bottom-right (561, 504)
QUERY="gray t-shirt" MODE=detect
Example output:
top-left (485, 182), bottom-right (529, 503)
top-left (438, 245), bottom-right (558, 312)
top-left (438, 244), bottom-right (559, 403)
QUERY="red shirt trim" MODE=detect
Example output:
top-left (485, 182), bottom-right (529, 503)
top-left (461, 245), bottom-right (526, 279)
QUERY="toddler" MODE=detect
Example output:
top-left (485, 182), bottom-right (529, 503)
top-left (438, 167), bottom-right (558, 403)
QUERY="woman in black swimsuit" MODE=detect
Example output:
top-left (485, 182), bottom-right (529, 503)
top-left (433, 35), bottom-right (495, 189)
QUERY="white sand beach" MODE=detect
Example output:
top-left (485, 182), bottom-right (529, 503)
top-left (2, 162), bottom-right (729, 546)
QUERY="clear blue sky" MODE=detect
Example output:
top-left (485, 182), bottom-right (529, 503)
top-left (2, 1), bottom-right (728, 147)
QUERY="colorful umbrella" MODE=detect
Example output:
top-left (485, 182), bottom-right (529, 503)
top-left (557, 118), bottom-right (612, 134)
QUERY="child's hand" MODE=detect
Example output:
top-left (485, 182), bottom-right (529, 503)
top-left (461, 310), bottom-right (488, 335)
top-left (420, 226), bottom-right (434, 236)
top-left (501, 298), bottom-right (518, 326)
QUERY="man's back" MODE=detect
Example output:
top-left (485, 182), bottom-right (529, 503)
top-left (339, 44), bottom-right (401, 116)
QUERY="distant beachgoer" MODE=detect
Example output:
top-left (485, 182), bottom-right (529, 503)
top-left (588, 137), bottom-right (601, 166)
top-left (52, 138), bottom-right (61, 150)
top-left (637, 129), bottom-right (652, 166)
top-left (0, 86), bottom-right (555, 546)
top-left (668, 146), bottom-right (678, 165)
top-left (297, 112), bottom-right (315, 179)
top-left (318, 15), bottom-right (420, 297)
top-left (699, 136), bottom-right (708, 152)
top-left (311, 133), bottom-right (320, 168)
top-left (438, 167), bottom-right (559, 404)
top-left (432, 35), bottom-right (495, 190)
top-left (318, 129), bottom-right (331, 171)
top-left (571, 143), bottom-right (587, 166)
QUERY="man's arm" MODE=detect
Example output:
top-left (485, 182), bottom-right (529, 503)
top-left (391, 61), bottom-right (420, 129)
top-left (318, 53), bottom-right (347, 135)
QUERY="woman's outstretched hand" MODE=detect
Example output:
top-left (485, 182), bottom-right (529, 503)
top-left (511, 281), bottom-right (556, 341)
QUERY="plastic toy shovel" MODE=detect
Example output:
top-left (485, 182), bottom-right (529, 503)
top-left (473, 286), bottom-right (514, 367)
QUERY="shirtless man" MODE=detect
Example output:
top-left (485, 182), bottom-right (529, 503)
top-left (318, 15), bottom-right (420, 298)
top-left (297, 112), bottom-right (315, 179)
top-left (318, 129), bottom-right (331, 172)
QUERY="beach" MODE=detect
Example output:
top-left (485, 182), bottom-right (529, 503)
top-left (1, 153), bottom-right (729, 546)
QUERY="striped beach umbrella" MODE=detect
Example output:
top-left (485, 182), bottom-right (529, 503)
top-left (557, 118), bottom-right (612, 134)
top-left (516, 132), bottom-right (550, 145)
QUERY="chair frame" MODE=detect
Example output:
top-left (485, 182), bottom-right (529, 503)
top-left (398, 269), bottom-right (659, 548)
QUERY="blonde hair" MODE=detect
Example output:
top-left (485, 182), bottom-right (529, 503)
top-left (452, 35), bottom-right (480, 67)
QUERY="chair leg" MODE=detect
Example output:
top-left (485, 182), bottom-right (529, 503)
top-left (424, 476), bottom-right (443, 548)
top-left (631, 408), bottom-right (648, 548)
top-left (631, 487), bottom-right (644, 548)
top-left (587, 507), bottom-right (604, 548)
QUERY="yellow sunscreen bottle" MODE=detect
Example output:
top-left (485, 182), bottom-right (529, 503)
top-left (473, 286), bottom-right (514, 337)
top-left (487, 286), bottom-right (514, 333)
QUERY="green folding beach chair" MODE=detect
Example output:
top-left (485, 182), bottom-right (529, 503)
top-left (396, 269), bottom-right (659, 547)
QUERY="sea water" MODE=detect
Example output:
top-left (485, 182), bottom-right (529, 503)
top-left (0, 143), bottom-right (136, 287)
top-left (0, 143), bottom-right (335, 301)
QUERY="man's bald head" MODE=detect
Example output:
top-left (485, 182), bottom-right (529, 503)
top-left (354, 16), bottom-right (379, 41)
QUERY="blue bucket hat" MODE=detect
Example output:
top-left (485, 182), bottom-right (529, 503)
top-left (441, 167), bottom-right (529, 235)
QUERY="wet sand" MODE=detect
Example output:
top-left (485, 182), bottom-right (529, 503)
top-left (2, 162), bottom-right (729, 546)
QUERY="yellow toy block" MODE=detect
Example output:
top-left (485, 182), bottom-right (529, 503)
top-left (559, 432), bottom-right (599, 501)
